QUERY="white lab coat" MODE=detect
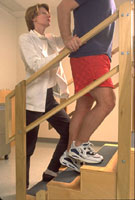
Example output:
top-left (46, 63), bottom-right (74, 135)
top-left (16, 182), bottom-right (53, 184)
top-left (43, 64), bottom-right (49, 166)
top-left (19, 30), bottom-right (69, 112)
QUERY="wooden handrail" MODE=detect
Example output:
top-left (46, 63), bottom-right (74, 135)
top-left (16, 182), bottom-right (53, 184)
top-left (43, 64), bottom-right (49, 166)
top-left (6, 10), bottom-right (119, 143)
top-left (112, 46), bottom-right (119, 55)
top-left (67, 78), bottom-right (73, 86)
top-left (6, 11), bottom-right (119, 100)
top-left (8, 65), bottom-right (119, 142)
top-left (67, 46), bottom-right (119, 86)
top-left (6, 45), bottom-right (119, 98)
top-left (26, 11), bottom-right (119, 86)
top-left (114, 82), bottom-right (119, 89)
top-left (26, 65), bottom-right (119, 133)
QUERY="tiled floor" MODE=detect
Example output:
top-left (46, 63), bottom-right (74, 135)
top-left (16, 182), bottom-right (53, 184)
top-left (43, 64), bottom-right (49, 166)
top-left (0, 142), bottom-right (57, 200)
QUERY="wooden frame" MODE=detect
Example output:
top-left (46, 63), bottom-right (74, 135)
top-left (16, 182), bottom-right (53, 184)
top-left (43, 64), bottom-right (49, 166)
top-left (5, 95), bottom-right (12, 143)
top-left (117, 1), bottom-right (134, 199)
top-left (15, 80), bottom-right (26, 200)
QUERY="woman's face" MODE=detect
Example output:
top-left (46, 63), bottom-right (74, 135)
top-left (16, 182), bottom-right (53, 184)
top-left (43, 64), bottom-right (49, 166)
top-left (33, 7), bottom-right (51, 28)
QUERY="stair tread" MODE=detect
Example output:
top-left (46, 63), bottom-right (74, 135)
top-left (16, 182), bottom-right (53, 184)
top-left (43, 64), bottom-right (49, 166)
top-left (27, 181), bottom-right (47, 196)
top-left (27, 144), bottom-right (118, 194)
top-left (85, 144), bottom-right (117, 167)
top-left (53, 168), bottom-right (80, 183)
top-left (53, 144), bottom-right (118, 183)
top-left (52, 144), bottom-right (117, 184)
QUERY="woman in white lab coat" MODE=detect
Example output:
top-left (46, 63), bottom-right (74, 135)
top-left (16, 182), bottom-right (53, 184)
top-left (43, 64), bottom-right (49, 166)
top-left (19, 3), bottom-right (70, 188)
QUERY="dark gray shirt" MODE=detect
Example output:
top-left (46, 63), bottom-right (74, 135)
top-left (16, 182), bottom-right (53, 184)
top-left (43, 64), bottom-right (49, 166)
top-left (70, 0), bottom-right (116, 60)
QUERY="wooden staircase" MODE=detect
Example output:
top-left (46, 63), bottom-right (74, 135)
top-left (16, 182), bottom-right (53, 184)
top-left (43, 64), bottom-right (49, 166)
top-left (47, 144), bottom-right (118, 200)
top-left (27, 143), bottom-right (134, 200)
top-left (4, 2), bottom-right (133, 199)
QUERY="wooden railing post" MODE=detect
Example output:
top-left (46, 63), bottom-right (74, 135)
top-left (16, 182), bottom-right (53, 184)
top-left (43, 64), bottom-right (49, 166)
top-left (132, 29), bottom-right (135, 134)
top-left (15, 80), bottom-right (26, 200)
top-left (5, 95), bottom-right (12, 143)
top-left (117, 1), bottom-right (134, 199)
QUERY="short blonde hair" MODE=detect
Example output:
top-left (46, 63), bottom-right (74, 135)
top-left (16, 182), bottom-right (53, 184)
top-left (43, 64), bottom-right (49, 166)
top-left (25, 3), bottom-right (49, 31)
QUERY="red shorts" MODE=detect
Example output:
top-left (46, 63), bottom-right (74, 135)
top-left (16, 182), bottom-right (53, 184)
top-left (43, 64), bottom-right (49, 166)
top-left (70, 55), bottom-right (114, 96)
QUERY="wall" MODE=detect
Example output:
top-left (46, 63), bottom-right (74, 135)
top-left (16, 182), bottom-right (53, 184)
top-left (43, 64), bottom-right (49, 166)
top-left (0, 5), bottom-right (17, 90)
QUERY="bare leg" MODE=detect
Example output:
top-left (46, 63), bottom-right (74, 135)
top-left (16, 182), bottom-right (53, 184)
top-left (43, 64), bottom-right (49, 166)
top-left (75, 87), bottom-right (116, 146)
top-left (67, 95), bottom-right (94, 151)
top-left (60, 87), bottom-right (115, 166)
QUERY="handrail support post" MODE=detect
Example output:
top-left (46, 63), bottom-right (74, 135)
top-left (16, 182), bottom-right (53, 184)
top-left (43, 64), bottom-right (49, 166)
top-left (15, 80), bottom-right (26, 200)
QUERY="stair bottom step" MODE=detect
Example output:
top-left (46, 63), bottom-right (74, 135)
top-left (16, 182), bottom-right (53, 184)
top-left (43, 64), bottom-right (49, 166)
top-left (27, 181), bottom-right (47, 196)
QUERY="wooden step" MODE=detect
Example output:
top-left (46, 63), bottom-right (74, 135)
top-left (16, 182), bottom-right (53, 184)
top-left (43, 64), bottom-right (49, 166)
top-left (26, 194), bottom-right (36, 200)
top-left (47, 144), bottom-right (118, 200)
top-left (27, 190), bottom-right (47, 200)
top-left (50, 168), bottom-right (80, 189)
top-left (27, 145), bottom-right (134, 200)
top-left (83, 144), bottom-right (118, 171)
top-left (80, 144), bottom-right (118, 200)
top-left (26, 180), bottom-right (48, 200)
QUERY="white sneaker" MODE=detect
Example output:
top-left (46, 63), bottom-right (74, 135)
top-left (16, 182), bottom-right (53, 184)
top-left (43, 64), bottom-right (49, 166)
top-left (60, 151), bottom-right (83, 172)
top-left (69, 141), bottom-right (104, 164)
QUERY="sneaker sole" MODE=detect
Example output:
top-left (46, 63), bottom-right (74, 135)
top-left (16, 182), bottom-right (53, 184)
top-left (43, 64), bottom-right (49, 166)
top-left (69, 151), bottom-right (104, 164)
top-left (60, 157), bottom-right (80, 172)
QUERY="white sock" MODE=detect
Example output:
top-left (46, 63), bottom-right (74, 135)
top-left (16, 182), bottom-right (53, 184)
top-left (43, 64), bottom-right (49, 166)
top-left (45, 169), bottom-right (57, 177)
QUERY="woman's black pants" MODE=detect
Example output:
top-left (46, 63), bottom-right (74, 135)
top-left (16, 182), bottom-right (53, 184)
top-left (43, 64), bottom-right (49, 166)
top-left (26, 88), bottom-right (70, 187)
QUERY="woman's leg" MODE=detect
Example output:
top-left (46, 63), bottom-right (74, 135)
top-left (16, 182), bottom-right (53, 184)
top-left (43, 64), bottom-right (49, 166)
top-left (42, 88), bottom-right (70, 180)
top-left (26, 110), bottom-right (43, 188)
